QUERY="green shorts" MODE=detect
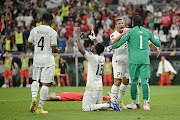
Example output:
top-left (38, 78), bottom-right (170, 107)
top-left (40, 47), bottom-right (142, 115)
top-left (129, 63), bottom-right (150, 79)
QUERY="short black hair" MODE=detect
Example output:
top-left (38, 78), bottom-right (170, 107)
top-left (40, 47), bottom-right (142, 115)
top-left (115, 17), bottom-right (123, 24)
top-left (95, 43), bottom-right (104, 55)
top-left (42, 13), bottom-right (53, 22)
top-left (133, 15), bottom-right (143, 27)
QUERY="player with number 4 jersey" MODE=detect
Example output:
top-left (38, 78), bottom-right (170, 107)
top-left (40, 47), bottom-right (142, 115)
top-left (28, 13), bottom-right (61, 114)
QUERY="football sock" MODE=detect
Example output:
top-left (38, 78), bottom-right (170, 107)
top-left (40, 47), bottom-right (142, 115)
top-left (90, 104), bottom-right (110, 111)
top-left (21, 82), bottom-right (23, 85)
top-left (117, 83), bottom-right (127, 102)
top-left (131, 78), bottom-right (138, 100)
top-left (136, 85), bottom-right (140, 104)
top-left (141, 78), bottom-right (149, 100)
top-left (31, 81), bottom-right (39, 98)
top-left (111, 84), bottom-right (118, 102)
top-left (38, 86), bottom-right (49, 109)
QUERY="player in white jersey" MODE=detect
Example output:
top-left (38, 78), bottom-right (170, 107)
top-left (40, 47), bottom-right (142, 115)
top-left (76, 27), bottom-right (122, 111)
top-left (28, 13), bottom-right (61, 114)
top-left (109, 18), bottom-right (133, 109)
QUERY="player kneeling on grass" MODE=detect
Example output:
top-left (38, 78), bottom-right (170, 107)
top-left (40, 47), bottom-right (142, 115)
top-left (28, 13), bottom-right (61, 114)
top-left (76, 27), bottom-right (123, 111)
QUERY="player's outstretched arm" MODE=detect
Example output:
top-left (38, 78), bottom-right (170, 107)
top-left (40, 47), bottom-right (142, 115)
top-left (149, 32), bottom-right (161, 47)
top-left (111, 29), bottom-right (130, 44)
top-left (149, 43), bottom-right (160, 58)
top-left (76, 27), bottom-right (85, 55)
top-left (112, 33), bottom-right (130, 49)
top-left (88, 25), bottom-right (98, 45)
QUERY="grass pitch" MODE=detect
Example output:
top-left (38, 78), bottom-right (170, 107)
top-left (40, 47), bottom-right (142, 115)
top-left (0, 86), bottom-right (180, 120)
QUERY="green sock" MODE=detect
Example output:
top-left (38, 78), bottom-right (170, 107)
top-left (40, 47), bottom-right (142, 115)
top-left (131, 78), bottom-right (138, 100)
top-left (141, 78), bottom-right (149, 100)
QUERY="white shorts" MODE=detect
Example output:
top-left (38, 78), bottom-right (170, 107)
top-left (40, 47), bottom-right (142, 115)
top-left (82, 90), bottom-right (103, 110)
top-left (112, 57), bottom-right (129, 79)
top-left (32, 65), bottom-right (55, 83)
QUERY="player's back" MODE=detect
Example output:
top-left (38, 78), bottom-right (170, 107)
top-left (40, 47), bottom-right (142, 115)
top-left (85, 51), bottom-right (105, 90)
top-left (128, 26), bottom-right (152, 64)
top-left (29, 25), bottom-right (57, 67)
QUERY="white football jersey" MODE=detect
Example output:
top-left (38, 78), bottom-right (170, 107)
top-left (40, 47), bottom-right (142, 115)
top-left (28, 25), bottom-right (57, 67)
top-left (84, 51), bottom-right (105, 90)
top-left (110, 28), bottom-right (129, 61)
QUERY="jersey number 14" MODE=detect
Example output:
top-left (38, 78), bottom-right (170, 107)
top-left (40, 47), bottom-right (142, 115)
top-left (38, 37), bottom-right (44, 51)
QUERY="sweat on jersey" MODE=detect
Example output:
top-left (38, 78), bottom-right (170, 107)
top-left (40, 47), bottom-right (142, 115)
top-left (84, 51), bottom-right (105, 90)
top-left (112, 26), bottom-right (161, 64)
top-left (28, 25), bottom-right (57, 67)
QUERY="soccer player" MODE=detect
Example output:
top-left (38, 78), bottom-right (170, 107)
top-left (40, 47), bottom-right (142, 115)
top-left (109, 18), bottom-right (131, 109)
top-left (46, 92), bottom-right (111, 101)
top-left (107, 15), bottom-right (161, 110)
top-left (76, 27), bottom-right (122, 111)
top-left (103, 57), bottom-right (112, 86)
top-left (53, 53), bottom-right (61, 87)
top-left (28, 13), bottom-right (61, 114)
top-left (20, 52), bottom-right (30, 88)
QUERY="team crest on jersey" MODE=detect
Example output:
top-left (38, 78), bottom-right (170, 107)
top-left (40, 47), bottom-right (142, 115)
top-left (88, 52), bottom-right (92, 55)
top-left (111, 34), bottom-right (114, 38)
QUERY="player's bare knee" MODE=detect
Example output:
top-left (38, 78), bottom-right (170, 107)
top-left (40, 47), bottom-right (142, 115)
top-left (82, 105), bottom-right (91, 111)
top-left (114, 79), bottom-right (121, 86)
top-left (122, 78), bottom-right (129, 85)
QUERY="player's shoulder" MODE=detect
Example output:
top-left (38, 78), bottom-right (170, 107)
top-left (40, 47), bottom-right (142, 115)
top-left (110, 31), bottom-right (118, 39)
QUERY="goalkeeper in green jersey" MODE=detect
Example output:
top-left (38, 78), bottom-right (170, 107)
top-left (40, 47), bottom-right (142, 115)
top-left (107, 16), bottom-right (161, 110)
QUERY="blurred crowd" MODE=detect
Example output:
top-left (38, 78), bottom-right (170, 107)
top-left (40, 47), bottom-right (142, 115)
top-left (0, 0), bottom-right (180, 54)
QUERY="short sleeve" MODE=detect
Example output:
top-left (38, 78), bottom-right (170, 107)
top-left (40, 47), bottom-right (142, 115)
top-left (51, 30), bottom-right (58, 46)
top-left (28, 29), bottom-right (34, 43)
top-left (110, 34), bottom-right (115, 41)
top-left (84, 51), bottom-right (95, 62)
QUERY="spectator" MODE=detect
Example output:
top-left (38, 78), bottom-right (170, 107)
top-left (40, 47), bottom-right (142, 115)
top-left (173, 2), bottom-right (179, 13)
top-left (66, 35), bottom-right (74, 53)
top-left (53, 53), bottom-right (61, 87)
top-left (38, 3), bottom-right (47, 18)
top-left (16, 13), bottom-right (24, 27)
top-left (161, 12), bottom-right (170, 35)
top-left (2, 33), bottom-right (13, 52)
top-left (173, 29), bottom-right (180, 48)
top-left (103, 57), bottom-right (112, 86)
top-left (157, 56), bottom-right (177, 86)
top-left (88, 0), bottom-right (95, 11)
top-left (24, 12), bottom-right (33, 27)
top-left (166, 32), bottom-right (175, 48)
top-left (61, 2), bottom-right (70, 23)
top-left (122, 11), bottom-right (131, 27)
top-left (163, 3), bottom-right (172, 13)
top-left (102, 32), bottom-right (110, 47)
top-left (101, 15), bottom-right (112, 30)
top-left (142, 6), bottom-right (148, 24)
top-left (55, 12), bottom-right (62, 27)
top-left (170, 24), bottom-right (178, 38)
top-left (144, 12), bottom-right (154, 30)
top-left (169, 10), bottom-right (174, 28)
top-left (66, 21), bottom-right (73, 38)
top-left (117, 2), bottom-right (126, 14)
top-left (83, 31), bottom-right (92, 50)
top-left (154, 8), bottom-right (162, 33)
top-left (15, 27), bottom-right (25, 52)
top-left (12, 61), bottom-right (19, 87)
top-left (96, 28), bottom-right (103, 43)
top-left (174, 14), bottom-right (180, 28)
top-left (20, 52), bottom-right (30, 88)
top-left (146, 1), bottom-right (154, 13)
top-left (58, 33), bottom-right (67, 52)
top-left (87, 14), bottom-right (95, 28)
top-left (60, 58), bottom-right (70, 86)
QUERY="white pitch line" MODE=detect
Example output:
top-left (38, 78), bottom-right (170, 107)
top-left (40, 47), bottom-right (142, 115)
top-left (0, 99), bottom-right (31, 101)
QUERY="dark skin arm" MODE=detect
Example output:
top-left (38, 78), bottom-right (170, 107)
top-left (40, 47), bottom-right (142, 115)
top-left (76, 27), bottom-right (85, 55)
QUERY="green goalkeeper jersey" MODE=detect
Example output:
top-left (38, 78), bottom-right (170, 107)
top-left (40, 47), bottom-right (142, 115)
top-left (112, 26), bottom-right (161, 64)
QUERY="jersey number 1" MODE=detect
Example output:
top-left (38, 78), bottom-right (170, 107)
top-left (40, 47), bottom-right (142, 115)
top-left (140, 35), bottom-right (142, 49)
top-left (38, 37), bottom-right (44, 51)
top-left (96, 64), bottom-right (103, 76)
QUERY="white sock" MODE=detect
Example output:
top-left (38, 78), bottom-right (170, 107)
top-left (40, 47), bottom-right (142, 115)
top-left (111, 84), bottom-right (118, 102)
top-left (31, 81), bottom-right (39, 98)
top-left (136, 85), bottom-right (140, 104)
top-left (90, 103), bottom-right (110, 111)
top-left (38, 86), bottom-right (49, 109)
top-left (117, 83), bottom-right (127, 102)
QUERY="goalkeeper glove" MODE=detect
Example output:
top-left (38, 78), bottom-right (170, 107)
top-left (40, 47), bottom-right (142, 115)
top-left (88, 31), bottom-right (96, 40)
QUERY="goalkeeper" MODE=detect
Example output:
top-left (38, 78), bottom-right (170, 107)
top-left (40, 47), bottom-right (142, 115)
top-left (107, 15), bottom-right (161, 110)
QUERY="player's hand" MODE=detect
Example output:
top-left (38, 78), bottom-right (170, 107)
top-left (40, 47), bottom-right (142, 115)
top-left (88, 31), bottom-right (96, 40)
top-left (107, 45), bottom-right (112, 52)
top-left (122, 29), bottom-right (130, 35)
top-left (156, 50), bottom-right (160, 58)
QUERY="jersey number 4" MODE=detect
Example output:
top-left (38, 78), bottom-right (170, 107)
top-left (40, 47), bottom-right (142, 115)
top-left (96, 64), bottom-right (103, 76)
top-left (38, 37), bottom-right (44, 51)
